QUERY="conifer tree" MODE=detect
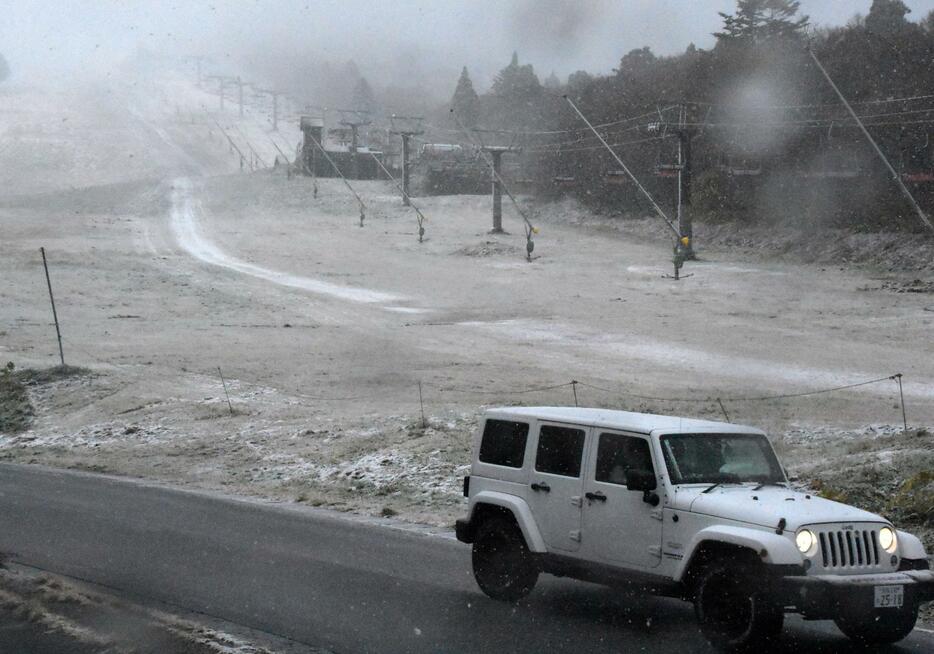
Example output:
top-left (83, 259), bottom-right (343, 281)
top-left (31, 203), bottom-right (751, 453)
top-left (450, 66), bottom-right (480, 127)
top-left (715, 0), bottom-right (809, 43)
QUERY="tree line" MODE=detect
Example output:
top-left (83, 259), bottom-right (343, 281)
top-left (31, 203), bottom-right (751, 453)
top-left (444, 0), bottom-right (934, 232)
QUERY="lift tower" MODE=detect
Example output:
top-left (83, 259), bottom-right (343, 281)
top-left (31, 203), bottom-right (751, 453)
top-left (481, 145), bottom-right (521, 233)
top-left (648, 104), bottom-right (697, 258)
top-left (389, 115), bottom-right (424, 206)
top-left (338, 110), bottom-right (371, 180)
top-left (256, 88), bottom-right (283, 131)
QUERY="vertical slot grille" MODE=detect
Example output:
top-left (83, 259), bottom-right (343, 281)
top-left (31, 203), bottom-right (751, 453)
top-left (816, 528), bottom-right (881, 569)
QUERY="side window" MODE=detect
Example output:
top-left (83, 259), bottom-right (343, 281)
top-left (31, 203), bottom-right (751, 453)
top-left (595, 433), bottom-right (654, 485)
top-left (478, 420), bottom-right (529, 468)
top-left (535, 425), bottom-right (585, 477)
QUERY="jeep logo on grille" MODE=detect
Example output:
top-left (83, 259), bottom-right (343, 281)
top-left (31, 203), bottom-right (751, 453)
top-left (842, 525), bottom-right (854, 531)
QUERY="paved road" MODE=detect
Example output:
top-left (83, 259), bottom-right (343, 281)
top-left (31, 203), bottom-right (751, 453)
top-left (0, 464), bottom-right (931, 653)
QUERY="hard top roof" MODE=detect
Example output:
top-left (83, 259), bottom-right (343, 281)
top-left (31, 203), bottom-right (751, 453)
top-left (484, 406), bottom-right (763, 436)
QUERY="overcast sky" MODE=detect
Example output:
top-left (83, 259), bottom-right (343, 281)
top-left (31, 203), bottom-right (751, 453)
top-left (3, 1), bottom-right (934, 88)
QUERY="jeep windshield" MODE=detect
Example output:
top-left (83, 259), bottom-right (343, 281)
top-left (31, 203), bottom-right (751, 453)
top-left (660, 433), bottom-right (786, 485)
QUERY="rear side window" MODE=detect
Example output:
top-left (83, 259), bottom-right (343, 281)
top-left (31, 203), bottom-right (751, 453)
top-left (478, 420), bottom-right (529, 468)
top-left (535, 425), bottom-right (586, 477)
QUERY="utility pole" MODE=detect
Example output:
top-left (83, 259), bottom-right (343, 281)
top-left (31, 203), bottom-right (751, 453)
top-left (339, 110), bottom-right (371, 180)
top-left (481, 145), bottom-right (520, 233)
top-left (390, 115), bottom-right (424, 206)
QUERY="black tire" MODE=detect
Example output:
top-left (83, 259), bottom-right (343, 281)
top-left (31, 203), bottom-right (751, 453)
top-left (471, 516), bottom-right (538, 602)
top-left (834, 604), bottom-right (918, 645)
top-left (694, 561), bottom-right (784, 652)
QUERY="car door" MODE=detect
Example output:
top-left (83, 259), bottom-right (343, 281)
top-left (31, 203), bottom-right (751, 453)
top-left (525, 422), bottom-right (588, 553)
top-left (581, 431), bottom-right (663, 568)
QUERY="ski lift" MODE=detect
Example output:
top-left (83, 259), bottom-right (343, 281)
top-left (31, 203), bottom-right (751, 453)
top-left (606, 170), bottom-right (630, 185)
top-left (655, 163), bottom-right (681, 178)
top-left (900, 132), bottom-right (934, 183)
top-left (799, 126), bottom-right (862, 179)
top-left (720, 154), bottom-right (762, 177)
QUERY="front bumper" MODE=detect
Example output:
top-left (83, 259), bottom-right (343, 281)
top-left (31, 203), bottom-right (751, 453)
top-left (777, 569), bottom-right (934, 618)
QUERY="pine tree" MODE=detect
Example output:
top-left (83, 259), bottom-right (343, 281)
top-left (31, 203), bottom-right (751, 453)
top-left (491, 53), bottom-right (542, 105)
top-left (566, 70), bottom-right (593, 94)
top-left (543, 71), bottom-right (561, 90)
top-left (865, 0), bottom-right (911, 34)
top-left (715, 0), bottom-right (809, 44)
top-left (351, 77), bottom-right (377, 116)
top-left (487, 52), bottom-right (544, 128)
top-left (450, 66), bottom-right (480, 128)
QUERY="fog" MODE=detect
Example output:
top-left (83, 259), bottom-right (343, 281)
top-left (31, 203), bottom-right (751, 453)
top-left (4, 0), bottom-right (934, 102)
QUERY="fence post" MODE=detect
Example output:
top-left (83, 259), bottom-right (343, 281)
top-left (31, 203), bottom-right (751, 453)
top-left (40, 247), bottom-right (65, 367)
top-left (894, 374), bottom-right (907, 433)
top-left (418, 381), bottom-right (427, 429)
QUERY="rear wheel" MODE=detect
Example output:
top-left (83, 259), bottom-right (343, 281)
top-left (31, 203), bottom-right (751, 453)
top-left (694, 560), bottom-right (784, 652)
top-left (471, 516), bottom-right (538, 602)
top-left (834, 604), bottom-right (918, 645)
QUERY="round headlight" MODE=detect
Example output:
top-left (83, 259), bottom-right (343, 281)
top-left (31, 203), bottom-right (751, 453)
top-left (879, 527), bottom-right (897, 554)
top-left (796, 529), bottom-right (816, 555)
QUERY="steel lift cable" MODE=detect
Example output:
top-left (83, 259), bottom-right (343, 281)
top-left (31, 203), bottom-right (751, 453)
top-left (304, 135), bottom-right (368, 227)
top-left (807, 46), bottom-right (934, 234)
top-left (368, 152), bottom-right (429, 243)
top-left (449, 109), bottom-right (539, 262)
top-left (563, 95), bottom-right (680, 240)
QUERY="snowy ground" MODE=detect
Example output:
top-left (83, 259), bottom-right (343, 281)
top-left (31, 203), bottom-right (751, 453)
top-left (1, 69), bottom-right (933, 538)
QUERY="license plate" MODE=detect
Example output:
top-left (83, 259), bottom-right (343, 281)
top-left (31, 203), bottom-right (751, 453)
top-left (874, 585), bottom-right (904, 608)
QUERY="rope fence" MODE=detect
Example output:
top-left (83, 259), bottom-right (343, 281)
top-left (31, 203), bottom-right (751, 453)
top-left (50, 332), bottom-right (913, 431)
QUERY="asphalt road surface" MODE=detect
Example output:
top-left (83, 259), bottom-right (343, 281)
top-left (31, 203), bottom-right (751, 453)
top-left (0, 464), bottom-right (931, 653)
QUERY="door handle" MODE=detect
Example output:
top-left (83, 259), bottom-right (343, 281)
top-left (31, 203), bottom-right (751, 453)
top-left (585, 491), bottom-right (607, 502)
top-left (531, 482), bottom-right (551, 493)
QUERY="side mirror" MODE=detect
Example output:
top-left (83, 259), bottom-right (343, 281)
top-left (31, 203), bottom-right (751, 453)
top-left (626, 469), bottom-right (657, 492)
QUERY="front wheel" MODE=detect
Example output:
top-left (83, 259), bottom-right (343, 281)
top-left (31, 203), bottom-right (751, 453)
top-left (694, 561), bottom-right (784, 652)
top-left (471, 516), bottom-right (538, 602)
top-left (834, 604), bottom-right (918, 645)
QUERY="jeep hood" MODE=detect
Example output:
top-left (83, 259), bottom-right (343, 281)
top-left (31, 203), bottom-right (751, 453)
top-left (671, 486), bottom-right (885, 530)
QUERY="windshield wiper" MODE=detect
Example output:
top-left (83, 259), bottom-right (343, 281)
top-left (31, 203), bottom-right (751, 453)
top-left (752, 481), bottom-right (787, 491)
top-left (702, 474), bottom-right (742, 493)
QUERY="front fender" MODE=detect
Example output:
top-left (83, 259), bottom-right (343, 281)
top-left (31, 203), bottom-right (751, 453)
top-left (897, 529), bottom-right (928, 560)
top-left (675, 525), bottom-right (802, 582)
top-left (468, 490), bottom-right (547, 552)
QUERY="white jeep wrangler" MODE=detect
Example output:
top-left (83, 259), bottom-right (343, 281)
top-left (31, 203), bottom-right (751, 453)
top-left (455, 407), bottom-right (933, 650)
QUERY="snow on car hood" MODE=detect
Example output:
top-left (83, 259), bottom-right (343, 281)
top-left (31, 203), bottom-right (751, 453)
top-left (670, 485), bottom-right (885, 530)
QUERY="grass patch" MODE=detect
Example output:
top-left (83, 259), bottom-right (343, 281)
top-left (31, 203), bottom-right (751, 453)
top-left (0, 363), bottom-right (90, 434)
top-left (14, 364), bottom-right (89, 387)
top-left (889, 471), bottom-right (934, 526)
top-left (0, 363), bottom-right (34, 434)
